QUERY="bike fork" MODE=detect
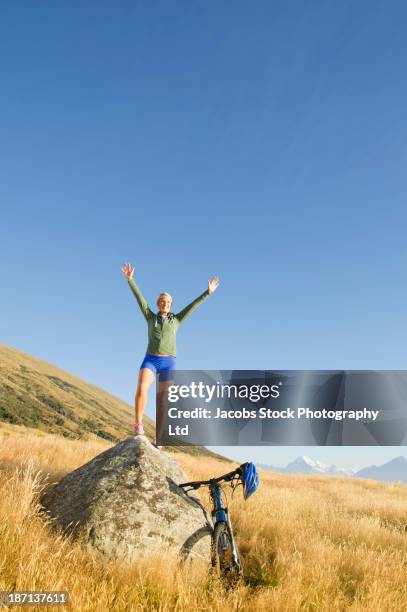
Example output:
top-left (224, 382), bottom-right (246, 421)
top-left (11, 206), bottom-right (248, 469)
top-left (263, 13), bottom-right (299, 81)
top-left (225, 512), bottom-right (242, 570)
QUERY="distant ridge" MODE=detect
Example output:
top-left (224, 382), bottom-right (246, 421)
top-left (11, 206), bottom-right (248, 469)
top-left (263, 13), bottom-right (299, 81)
top-left (257, 455), bottom-right (407, 483)
top-left (354, 456), bottom-right (407, 483)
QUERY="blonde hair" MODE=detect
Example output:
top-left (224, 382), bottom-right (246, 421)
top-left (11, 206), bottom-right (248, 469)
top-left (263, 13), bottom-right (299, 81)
top-left (156, 292), bottom-right (173, 307)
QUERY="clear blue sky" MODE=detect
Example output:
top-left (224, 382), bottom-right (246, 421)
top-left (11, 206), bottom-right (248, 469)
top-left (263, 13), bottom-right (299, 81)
top-left (1, 2), bottom-right (406, 469)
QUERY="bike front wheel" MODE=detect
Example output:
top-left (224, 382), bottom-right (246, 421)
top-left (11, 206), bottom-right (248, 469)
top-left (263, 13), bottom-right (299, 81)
top-left (211, 522), bottom-right (242, 579)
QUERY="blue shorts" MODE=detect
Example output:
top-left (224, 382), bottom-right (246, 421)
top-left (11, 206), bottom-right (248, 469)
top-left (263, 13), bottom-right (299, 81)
top-left (140, 353), bottom-right (176, 381)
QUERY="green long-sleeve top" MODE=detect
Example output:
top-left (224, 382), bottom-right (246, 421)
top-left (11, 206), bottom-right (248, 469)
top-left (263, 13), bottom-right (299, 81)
top-left (127, 278), bottom-right (210, 356)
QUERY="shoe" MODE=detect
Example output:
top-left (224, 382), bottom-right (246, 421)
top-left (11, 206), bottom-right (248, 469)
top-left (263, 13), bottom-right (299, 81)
top-left (133, 423), bottom-right (145, 436)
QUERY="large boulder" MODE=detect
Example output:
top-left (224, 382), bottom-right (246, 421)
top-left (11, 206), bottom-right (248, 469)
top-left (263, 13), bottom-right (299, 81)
top-left (41, 436), bottom-right (212, 563)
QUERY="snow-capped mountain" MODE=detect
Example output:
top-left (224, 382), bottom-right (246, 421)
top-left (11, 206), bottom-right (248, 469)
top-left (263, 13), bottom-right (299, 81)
top-left (257, 455), bottom-right (407, 482)
top-left (285, 456), bottom-right (355, 477)
top-left (257, 455), bottom-right (355, 477)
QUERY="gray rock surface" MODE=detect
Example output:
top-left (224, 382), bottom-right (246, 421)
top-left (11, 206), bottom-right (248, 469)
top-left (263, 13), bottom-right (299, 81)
top-left (41, 436), bottom-right (212, 563)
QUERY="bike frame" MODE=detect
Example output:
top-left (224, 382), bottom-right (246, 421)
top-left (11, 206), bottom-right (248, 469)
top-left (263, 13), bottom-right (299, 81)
top-left (179, 465), bottom-right (246, 522)
top-left (210, 481), bottom-right (227, 523)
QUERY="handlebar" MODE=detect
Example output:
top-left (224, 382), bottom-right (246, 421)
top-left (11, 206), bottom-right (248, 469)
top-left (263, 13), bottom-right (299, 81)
top-left (178, 463), bottom-right (249, 491)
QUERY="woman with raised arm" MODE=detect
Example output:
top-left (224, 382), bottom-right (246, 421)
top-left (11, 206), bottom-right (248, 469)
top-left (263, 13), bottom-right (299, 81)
top-left (121, 262), bottom-right (219, 443)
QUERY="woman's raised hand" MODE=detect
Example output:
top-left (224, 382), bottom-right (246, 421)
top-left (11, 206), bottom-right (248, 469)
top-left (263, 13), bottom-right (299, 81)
top-left (121, 262), bottom-right (134, 280)
top-left (208, 275), bottom-right (219, 294)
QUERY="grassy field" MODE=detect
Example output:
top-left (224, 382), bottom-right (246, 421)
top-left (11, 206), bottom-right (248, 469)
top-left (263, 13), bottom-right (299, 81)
top-left (1, 423), bottom-right (407, 611)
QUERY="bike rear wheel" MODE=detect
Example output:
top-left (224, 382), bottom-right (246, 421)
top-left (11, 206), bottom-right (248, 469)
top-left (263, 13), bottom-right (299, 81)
top-left (211, 522), bottom-right (242, 579)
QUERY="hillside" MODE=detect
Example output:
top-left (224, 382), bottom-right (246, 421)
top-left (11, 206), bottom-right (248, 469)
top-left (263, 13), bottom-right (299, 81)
top-left (0, 344), bottom-right (227, 460)
top-left (0, 343), bottom-right (150, 441)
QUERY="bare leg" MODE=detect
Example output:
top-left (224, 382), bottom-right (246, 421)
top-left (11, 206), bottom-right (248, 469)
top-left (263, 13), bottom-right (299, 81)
top-left (135, 368), bottom-right (155, 426)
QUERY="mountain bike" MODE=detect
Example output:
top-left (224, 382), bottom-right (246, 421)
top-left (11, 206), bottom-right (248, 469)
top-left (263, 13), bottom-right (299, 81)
top-left (178, 462), bottom-right (259, 579)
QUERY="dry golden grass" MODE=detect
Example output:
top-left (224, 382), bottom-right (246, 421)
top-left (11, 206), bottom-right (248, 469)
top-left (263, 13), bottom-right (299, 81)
top-left (1, 423), bottom-right (407, 611)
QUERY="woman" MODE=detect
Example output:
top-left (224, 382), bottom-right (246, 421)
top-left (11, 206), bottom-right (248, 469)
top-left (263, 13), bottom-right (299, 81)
top-left (121, 262), bottom-right (219, 442)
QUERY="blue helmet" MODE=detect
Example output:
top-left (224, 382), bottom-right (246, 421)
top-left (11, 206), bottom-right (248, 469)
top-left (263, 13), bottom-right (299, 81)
top-left (241, 462), bottom-right (259, 499)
